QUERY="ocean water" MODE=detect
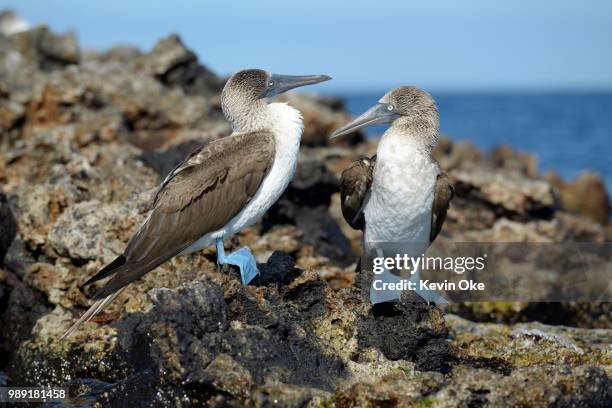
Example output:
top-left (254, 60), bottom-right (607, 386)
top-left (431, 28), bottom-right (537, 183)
top-left (338, 92), bottom-right (612, 192)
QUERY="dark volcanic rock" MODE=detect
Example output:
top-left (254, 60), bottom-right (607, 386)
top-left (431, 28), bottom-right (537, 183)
top-left (137, 34), bottom-right (224, 97)
top-left (3, 235), bottom-right (37, 278)
top-left (5, 25), bottom-right (79, 70)
top-left (268, 156), bottom-right (340, 210)
top-left (253, 250), bottom-right (302, 286)
top-left (358, 298), bottom-right (450, 372)
top-left (264, 157), bottom-right (354, 266)
top-left (139, 139), bottom-right (202, 179)
top-left (0, 268), bottom-right (51, 356)
top-left (69, 276), bottom-right (347, 405)
top-left (0, 193), bottom-right (17, 265)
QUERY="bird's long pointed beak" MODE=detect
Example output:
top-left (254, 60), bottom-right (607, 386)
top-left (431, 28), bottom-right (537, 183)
top-left (330, 103), bottom-right (396, 139)
top-left (265, 74), bottom-right (332, 98)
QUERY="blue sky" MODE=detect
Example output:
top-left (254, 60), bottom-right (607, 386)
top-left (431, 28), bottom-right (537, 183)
top-left (4, 0), bottom-right (612, 91)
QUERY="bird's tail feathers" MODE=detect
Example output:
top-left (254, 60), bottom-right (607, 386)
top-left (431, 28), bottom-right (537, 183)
top-left (81, 255), bottom-right (127, 287)
top-left (60, 288), bottom-right (124, 340)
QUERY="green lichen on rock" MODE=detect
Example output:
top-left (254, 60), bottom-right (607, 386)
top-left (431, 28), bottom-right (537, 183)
top-left (448, 314), bottom-right (612, 370)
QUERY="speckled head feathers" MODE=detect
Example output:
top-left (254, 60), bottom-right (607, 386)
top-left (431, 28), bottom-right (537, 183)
top-left (221, 69), bottom-right (331, 132)
top-left (223, 69), bottom-right (270, 101)
top-left (379, 86), bottom-right (438, 119)
top-left (330, 86), bottom-right (439, 150)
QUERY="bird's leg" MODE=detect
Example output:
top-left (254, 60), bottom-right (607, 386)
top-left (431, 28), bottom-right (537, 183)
top-left (215, 238), bottom-right (259, 285)
top-left (370, 267), bottom-right (405, 304)
top-left (370, 248), bottom-right (404, 304)
top-left (369, 248), bottom-right (448, 305)
top-left (409, 268), bottom-right (449, 305)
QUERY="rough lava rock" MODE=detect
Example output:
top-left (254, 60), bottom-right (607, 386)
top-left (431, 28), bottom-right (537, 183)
top-left (133, 34), bottom-right (225, 97)
top-left (0, 193), bottom-right (17, 264)
top-left (547, 170), bottom-right (611, 225)
top-left (278, 93), bottom-right (365, 147)
top-left (358, 298), bottom-right (450, 372)
top-left (1, 24), bottom-right (78, 70)
top-left (264, 155), bottom-right (355, 266)
top-left (452, 167), bottom-right (557, 221)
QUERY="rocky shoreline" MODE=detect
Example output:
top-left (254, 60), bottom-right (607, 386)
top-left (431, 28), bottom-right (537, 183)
top-left (0, 21), bottom-right (610, 407)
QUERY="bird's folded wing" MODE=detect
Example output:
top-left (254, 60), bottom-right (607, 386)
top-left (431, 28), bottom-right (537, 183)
top-left (92, 130), bottom-right (276, 299)
top-left (340, 155), bottom-right (376, 230)
top-left (429, 172), bottom-right (454, 243)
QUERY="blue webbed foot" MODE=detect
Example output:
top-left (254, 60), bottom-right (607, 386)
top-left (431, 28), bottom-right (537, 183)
top-left (216, 239), bottom-right (259, 285)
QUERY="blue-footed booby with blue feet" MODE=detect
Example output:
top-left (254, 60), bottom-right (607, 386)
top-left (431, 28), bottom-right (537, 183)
top-left (331, 86), bottom-right (453, 305)
top-left (61, 69), bottom-right (331, 338)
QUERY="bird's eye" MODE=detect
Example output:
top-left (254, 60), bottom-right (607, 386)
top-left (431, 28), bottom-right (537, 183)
top-left (387, 104), bottom-right (394, 111)
top-left (268, 80), bottom-right (275, 87)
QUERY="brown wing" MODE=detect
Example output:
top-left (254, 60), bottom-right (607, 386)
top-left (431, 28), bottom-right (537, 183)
top-left (92, 130), bottom-right (276, 299)
top-left (430, 172), bottom-right (454, 243)
top-left (340, 156), bottom-right (376, 230)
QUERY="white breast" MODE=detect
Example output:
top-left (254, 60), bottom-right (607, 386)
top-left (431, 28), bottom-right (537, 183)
top-left (182, 102), bottom-right (303, 254)
top-left (363, 128), bottom-right (438, 252)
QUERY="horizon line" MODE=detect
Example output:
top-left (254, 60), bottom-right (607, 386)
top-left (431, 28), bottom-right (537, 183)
top-left (318, 86), bottom-right (612, 95)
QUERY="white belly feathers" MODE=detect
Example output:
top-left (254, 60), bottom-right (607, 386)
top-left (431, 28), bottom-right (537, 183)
top-left (363, 128), bottom-right (438, 248)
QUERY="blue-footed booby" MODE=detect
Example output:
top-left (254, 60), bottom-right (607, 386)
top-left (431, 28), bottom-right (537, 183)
top-left (331, 86), bottom-right (453, 304)
top-left (61, 69), bottom-right (331, 338)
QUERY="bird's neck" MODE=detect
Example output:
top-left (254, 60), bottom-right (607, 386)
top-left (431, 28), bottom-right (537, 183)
top-left (223, 98), bottom-right (266, 133)
top-left (224, 100), bottom-right (303, 141)
top-left (378, 125), bottom-right (437, 168)
top-left (388, 116), bottom-right (439, 153)
top-left (265, 102), bottom-right (304, 153)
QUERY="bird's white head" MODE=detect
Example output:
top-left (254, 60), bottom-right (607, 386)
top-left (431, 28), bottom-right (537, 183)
top-left (330, 86), bottom-right (439, 149)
